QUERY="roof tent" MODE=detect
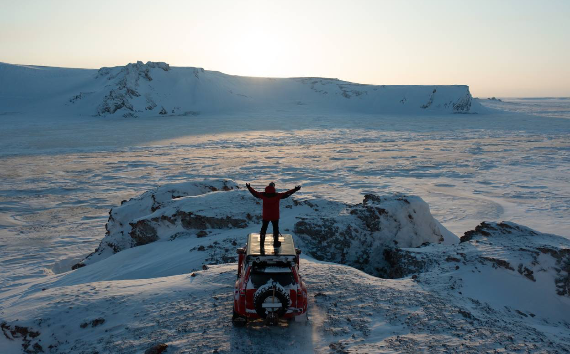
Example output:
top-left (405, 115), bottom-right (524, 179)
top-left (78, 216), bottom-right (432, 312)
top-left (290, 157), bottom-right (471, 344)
top-left (246, 233), bottom-right (296, 258)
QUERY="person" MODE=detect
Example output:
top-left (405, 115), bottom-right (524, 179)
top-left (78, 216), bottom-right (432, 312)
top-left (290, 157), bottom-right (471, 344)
top-left (246, 182), bottom-right (301, 247)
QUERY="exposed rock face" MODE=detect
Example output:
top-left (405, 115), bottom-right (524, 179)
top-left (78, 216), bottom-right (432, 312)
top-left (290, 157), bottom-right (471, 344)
top-left (294, 204), bottom-right (570, 292)
top-left (128, 211), bottom-right (248, 247)
top-left (452, 91), bottom-right (473, 112)
top-left (1, 322), bottom-right (42, 354)
top-left (145, 343), bottom-right (168, 354)
top-left (79, 318), bottom-right (105, 329)
top-left (96, 61), bottom-right (170, 116)
top-left (129, 220), bottom-right (159, 246)
top-left (381, 247), bottom-right (431, 278)
top-left (461, 221), bottom-right (570, 297)
top-left (175, 211), bottom-right (248, 230)
top-left (75, 179), bottom-right (243, 267)
top-left (381, 221), bottom-right (570, 298)
top-left (293, 194), bottom-right (447, 277)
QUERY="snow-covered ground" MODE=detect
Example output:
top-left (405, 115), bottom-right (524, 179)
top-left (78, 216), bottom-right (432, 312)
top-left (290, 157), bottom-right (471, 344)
top-left (1, 63), bottom-right (569, 353)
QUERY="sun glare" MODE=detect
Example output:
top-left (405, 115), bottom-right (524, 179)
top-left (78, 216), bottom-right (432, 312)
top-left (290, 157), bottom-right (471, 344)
top-left (229, 27), bottom-right (291, 78)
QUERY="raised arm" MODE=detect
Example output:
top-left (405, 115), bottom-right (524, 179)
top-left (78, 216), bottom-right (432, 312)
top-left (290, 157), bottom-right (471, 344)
top-left (246, 183), bottom-right (262, 198)
top-left (280, 185), bottom-right (301, 199)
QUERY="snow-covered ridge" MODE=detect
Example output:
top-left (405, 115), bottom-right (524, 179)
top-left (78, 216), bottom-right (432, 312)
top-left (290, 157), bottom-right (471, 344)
top-left (73, 180), bottom-right (452, 273)
top-left (2, 183), bottom-right (569, 352)
top-left (75, 180), bottom-right (570, 299)
top-left (0, 61), bottom-right (481, 117)
top-left (391, 221), bottom-right (570, 297)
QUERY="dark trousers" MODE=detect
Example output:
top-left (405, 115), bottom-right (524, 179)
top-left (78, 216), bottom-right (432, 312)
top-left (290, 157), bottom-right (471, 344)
top-left (260, 219), bottom-right (279, 242)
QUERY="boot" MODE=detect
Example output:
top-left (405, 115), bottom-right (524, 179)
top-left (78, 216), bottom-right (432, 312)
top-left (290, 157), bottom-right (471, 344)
top-left (273, 235), bottom-right (281, 247)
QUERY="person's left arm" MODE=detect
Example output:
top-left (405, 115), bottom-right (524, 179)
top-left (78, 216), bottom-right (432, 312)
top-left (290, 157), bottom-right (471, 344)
top-left (279, 185), bottom-right (301, 199)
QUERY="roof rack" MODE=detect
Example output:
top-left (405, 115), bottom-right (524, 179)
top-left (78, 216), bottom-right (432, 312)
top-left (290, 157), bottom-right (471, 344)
top-left (246, 233), bottom-right (296, 257)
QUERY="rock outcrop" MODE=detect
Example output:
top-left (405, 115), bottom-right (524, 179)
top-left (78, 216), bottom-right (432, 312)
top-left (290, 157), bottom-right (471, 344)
top-left (75, 179), bottom-right (244, 267)
top-left (74, 181), bottom-right (453, 271)
top-left (96, 61), bottom-right (170, 116)
top-left (293, 194), bottom-right (448, 277)
top-left (381, 221), bottom-right (570, 299)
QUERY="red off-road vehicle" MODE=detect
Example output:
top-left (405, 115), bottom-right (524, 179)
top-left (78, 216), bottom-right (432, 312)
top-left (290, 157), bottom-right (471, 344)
top-left (233, 233), bottom-right (308, 326)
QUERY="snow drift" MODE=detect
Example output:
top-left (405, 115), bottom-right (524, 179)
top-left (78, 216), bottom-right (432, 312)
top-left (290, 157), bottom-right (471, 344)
top-left (0, 61), bottom-right (480, 117)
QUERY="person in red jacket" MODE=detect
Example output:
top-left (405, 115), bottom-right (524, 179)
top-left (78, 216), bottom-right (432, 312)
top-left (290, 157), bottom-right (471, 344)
top-left (246, 182), bottom-right (301, 247)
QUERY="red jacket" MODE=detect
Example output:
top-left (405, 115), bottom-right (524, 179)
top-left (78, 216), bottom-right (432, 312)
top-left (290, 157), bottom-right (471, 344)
top-left (247, 185), bottom-right (297, 221)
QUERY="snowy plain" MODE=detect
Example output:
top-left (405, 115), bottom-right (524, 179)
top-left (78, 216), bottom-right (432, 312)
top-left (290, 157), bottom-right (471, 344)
top-left (0, 62), bottom-right (569, 353)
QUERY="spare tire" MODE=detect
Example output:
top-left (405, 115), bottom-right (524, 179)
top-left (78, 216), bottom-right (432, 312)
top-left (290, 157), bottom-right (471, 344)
top-left (253, 283), bottom-right (291, 318)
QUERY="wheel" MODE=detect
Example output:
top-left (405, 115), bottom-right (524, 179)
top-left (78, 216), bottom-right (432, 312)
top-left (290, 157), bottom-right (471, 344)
top-left (294, 311), bottom-right (308, 322)
top-left (253, 284), bottom-right (291, 319)
top-left (232, 308), bottom-right (247, 327)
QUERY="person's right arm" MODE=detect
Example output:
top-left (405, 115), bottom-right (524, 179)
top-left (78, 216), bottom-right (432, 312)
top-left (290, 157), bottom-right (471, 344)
top-left (246, 183), bottom-right (262, 198)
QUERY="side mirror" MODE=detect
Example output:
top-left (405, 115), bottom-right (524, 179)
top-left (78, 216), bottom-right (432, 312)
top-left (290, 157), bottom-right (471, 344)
top-left (237, 248), bottom-right (245, 254)
top-left (295, 248), bottom-right (302, 255)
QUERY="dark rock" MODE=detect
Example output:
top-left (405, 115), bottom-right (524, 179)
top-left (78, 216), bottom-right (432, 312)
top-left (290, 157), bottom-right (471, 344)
top-left (175, 211), bottom-right (248, 230)
top-left (145, 343), bottom-right (168, 354)
top-left (481, 257), bottom-right (514, 271)
top-left (458, 309), bottom-right (476, 320)
top-left (196, 230), bottom-right (208, 238)
top-left (1, 322), bottom-right (42, 354)
top-left (91, 318), bottom-right (105, 327)
top-left (71, 262), bottom-right (86, 270)
top-left (169, 232), bottom-right (191, 241)
top-left (294, 194), bottom-right (442, 278)
top-left (106, 242), bottom-right (121, 253)
top-left (381, 248), bottom-right (428, 279)
top-left (80, 318), bottom-right (105, 328)
top-left (461, 222), bottom-right (495, 242)
top-left (452, 93), bottom-right (473, 112)
top-left (537, 248), bottom-right (570, 296)
top-left (98, 89), bottom-right (134, 115)
top-left (129, 220), bottom-right (159, 246)
top-left (518, 264), bottom-right (536, 281)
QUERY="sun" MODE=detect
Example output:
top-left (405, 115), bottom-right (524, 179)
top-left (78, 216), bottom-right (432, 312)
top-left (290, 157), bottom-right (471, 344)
top-left (230, 27), bottom-right (291, 78)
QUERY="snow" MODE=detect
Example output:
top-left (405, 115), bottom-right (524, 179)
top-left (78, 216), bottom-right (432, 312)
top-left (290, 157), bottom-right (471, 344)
top-left (0, 61), bottom-right (480, 117)
top-left (480, 97), bottom-right (570, 119)
top-left (77, 180), bottom-right (450, 274)
top-left (1, 62), bottom-right (570, 353)
top-left (2, 189), bottom-right (569, 352)
top-left (2, 230), bottom-right (569, 352)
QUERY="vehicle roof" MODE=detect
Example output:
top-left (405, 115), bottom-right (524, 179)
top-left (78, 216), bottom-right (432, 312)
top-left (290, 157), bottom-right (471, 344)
top-left (246, 233), bottom-right (296, 256)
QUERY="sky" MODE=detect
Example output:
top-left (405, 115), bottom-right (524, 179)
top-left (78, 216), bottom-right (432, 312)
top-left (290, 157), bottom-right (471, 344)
top-left (0, 0), bottom-right (568, 97)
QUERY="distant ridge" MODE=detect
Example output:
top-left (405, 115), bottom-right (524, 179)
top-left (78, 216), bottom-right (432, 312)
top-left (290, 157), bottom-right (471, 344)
top-left (0, 61), bottom-right (481, 117)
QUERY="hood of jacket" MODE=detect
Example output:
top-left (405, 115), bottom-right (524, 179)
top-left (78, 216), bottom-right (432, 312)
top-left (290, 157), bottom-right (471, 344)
top-left (265, 185), bottom-right (276, 194)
